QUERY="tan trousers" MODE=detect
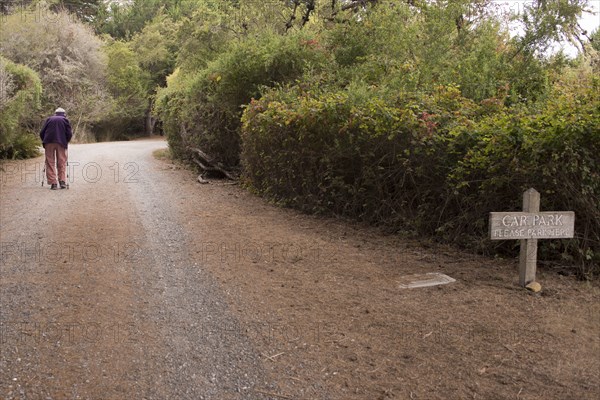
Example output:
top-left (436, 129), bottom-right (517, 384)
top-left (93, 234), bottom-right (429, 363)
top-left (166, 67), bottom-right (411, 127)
top-left (44, 143), bottom-right (67, 185)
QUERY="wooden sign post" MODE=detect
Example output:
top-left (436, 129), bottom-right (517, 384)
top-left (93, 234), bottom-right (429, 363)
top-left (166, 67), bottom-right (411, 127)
top-left (489, 188), bottom-right (575, 287)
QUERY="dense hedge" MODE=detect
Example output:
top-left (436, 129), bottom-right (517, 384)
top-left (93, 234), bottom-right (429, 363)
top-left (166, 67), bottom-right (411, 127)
top-left (449, 72), bottom-right (600, 276)
top-left (241, 76), bottom-right (599, 277)
top-left (0, 57), bottom-right (42, 159)
top-left (241, 84), bottom-right (472, 225)
top-left (155, 31), bottom-right (329, 166)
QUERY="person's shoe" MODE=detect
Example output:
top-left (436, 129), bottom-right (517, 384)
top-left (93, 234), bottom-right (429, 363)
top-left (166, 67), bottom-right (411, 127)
top-left (59, 181), bottom-right (67, 189)
top-left (50, 184), bottom-right (58, 190)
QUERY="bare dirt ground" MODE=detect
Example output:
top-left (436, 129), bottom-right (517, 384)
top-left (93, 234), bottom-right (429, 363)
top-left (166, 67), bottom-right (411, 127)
top-left (1, 137), bottom-right (598, 400)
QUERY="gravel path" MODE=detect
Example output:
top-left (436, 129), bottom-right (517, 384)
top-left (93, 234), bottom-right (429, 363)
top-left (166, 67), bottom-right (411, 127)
top-left (1, 138), bottom-right (274, 399)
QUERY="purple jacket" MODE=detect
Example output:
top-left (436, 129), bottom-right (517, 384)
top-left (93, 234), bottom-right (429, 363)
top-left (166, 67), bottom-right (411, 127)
top-left (40, 113), bottom-right (72, 148)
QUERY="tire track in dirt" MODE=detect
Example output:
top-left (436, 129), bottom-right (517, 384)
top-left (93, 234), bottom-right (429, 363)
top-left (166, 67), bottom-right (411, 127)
top-left (124, 140), bottom-right (273, 399)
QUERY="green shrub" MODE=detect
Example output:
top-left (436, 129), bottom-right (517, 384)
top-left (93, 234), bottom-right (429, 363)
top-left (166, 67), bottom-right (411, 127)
top-left (241, 83), bottom-right (478, 228)
top-left (2, 131), bottom-right (42, 159)
top-left (0, 57), bottom-right (42, 159)
top-left (155, 30), bottom-right (330, 167)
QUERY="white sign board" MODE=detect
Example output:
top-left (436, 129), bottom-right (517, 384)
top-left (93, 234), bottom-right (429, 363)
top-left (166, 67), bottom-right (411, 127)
top-left (489, 212), bottom-right (575, 240)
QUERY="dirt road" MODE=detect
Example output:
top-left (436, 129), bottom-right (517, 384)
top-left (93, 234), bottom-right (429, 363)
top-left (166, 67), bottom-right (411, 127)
top-left (1, 138), bottom-right (599, 399)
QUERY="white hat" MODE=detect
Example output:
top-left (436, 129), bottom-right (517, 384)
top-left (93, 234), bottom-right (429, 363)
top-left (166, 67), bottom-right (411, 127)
top-left (55, 107), bottom-right (66, 114)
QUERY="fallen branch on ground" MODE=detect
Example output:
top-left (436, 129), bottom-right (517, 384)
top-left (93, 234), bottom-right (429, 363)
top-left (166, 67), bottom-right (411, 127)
top-left (188, 146), bottom-right (238, 180)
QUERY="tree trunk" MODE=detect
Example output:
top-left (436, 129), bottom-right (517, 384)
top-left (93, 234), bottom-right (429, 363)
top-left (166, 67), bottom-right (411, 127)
top-left (145, 99), bottom-right (156, 136)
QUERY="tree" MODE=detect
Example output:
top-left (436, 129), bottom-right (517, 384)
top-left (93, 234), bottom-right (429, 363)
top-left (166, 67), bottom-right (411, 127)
top-left (94, 0), bottom-right (201, 38)
top-left (129, 15), bottom-right (178, 134)
top-left (105, 41), bottom-right (149, 124)
top-left (52, 0), bottom-right (104, 22)
top-left (0, 0), bottom-right (34, 14)
top-left (510, 0), bottom-right (593, 57)
top-left (0, 9), bottom-right (110, 141)
top-left (0, 0), bottom-right (104, 21)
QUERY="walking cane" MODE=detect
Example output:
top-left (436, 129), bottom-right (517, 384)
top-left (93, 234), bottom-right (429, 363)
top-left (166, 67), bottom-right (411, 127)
top-left (41, 144), bottom-right (45, 187)
top-left (66, 148), bottom-right (70, 189)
